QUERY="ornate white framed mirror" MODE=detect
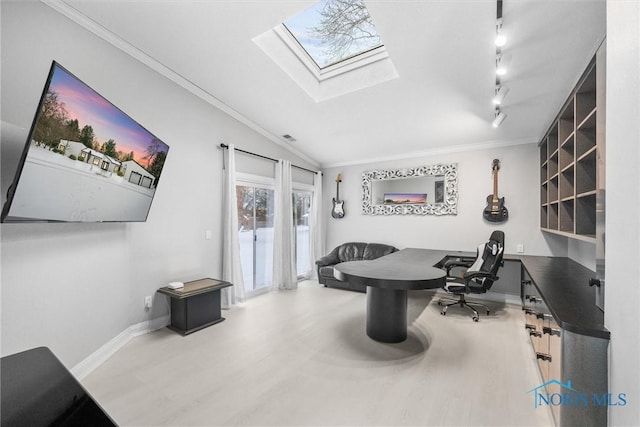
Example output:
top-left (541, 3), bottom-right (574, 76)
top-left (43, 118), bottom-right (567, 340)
top-left (362, 164), bottom-right (458, 215)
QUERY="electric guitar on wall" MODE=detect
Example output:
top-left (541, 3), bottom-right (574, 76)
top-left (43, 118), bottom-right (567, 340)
top-left (331, 174), bottom-right (345, 219)
top-left (483, 159), bottom-right (509, 222)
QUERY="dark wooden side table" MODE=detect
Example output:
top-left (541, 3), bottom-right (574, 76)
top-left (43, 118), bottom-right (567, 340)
top-left (157, 278), bottom-right (232, 335)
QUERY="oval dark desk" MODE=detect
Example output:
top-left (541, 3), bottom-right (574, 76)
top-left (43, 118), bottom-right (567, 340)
top-left (334, 248), bottom-right (446, 343)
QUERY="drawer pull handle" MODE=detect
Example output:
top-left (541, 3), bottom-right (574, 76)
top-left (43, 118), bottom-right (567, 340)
top-left (543, 326), bottom-right (561, 337)
top-left (529, 330), bottom-right (542, 338)
top-left (536, 352), bottom-right (552, 362)
top-left (525, 323), bottom-right (536, 331)
top-left (589, 278), bottom-right (603, 288)
top-left (535, 312), bottom-right (552, 320)
top-left (522, 280), bottom-right (532, 286)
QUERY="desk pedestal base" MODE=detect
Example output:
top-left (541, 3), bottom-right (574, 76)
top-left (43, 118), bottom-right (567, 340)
top-left (366, 287), bottom-right (408, 343)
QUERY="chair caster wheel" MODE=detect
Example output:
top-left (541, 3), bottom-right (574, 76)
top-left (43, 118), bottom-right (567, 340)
top-left (486, 310), bottom-right (490, 315)
top-left (473, 317), bottom-right (479, 322)
top-left (437, 301), bottom-right (442, 306)
top-left (441, 311), bottom-right (446, 316)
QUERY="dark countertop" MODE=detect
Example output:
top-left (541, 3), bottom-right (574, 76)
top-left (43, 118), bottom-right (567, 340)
top-left (512, 255), bottom-right (609, 340)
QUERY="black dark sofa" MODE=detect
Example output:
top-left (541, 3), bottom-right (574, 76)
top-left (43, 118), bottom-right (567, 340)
top-left (316, 242), bottom-right (398, 292)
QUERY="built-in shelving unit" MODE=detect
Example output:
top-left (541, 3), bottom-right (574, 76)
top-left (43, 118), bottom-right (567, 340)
top-left (540, 54), bottom-right (603, 242)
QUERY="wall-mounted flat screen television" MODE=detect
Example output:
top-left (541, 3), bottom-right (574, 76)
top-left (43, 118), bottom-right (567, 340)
top-left (1, 61), bottom-right (170, 223)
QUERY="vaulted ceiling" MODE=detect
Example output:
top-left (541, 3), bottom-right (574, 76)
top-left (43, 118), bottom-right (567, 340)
top-left (52, 0), bottom-right (606, 168)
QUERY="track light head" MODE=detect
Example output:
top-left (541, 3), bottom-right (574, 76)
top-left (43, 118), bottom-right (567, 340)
top-left (495, 18), bottom-right (506, 47)
top-left (492, 110), bottom-right (507, 128)
top-left (492, 86), bottom-right (509, 105)
top-left (496, 53), bottom-right (510, 76)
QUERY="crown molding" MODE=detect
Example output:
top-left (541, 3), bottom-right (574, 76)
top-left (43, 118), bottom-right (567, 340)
top-left (40, 0), bottom-right (320, 168)
top-left (322, 137), bottom-right (538, 169)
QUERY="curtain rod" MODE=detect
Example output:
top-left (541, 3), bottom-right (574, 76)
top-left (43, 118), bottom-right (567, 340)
top-left (219, 143), bottom-right (319, 175)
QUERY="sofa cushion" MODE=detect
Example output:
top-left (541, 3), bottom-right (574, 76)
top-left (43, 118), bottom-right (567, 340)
top-left (363, 243), bottom-right (397, 260)
top-left (337, 242), bottom-right (368, 262)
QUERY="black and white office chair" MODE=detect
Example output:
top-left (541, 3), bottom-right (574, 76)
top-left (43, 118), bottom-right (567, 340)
top-left (438, 230), bottom-right (505, 321)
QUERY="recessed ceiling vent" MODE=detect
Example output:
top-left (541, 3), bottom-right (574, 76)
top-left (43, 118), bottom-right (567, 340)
top-left (282, 134), bottom-right (297, 142)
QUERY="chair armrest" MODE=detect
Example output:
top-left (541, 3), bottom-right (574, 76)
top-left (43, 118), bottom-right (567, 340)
top-left (444, 260), bottom-right (472, 276)
top-left (463, 271), bottom-right (499, 283)
top-left (316, 253), bottom-right (340, 267)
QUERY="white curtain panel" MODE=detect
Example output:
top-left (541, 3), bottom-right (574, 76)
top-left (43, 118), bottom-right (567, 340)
top-left (221, 144), bottom-right (245, 307)
top-left (273, 159), bottom-right (297, 290)
top-left (310, 171), bottom-right (324, 279)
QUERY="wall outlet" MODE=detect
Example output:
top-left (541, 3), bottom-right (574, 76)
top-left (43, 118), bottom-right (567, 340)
top-left (144, 296), bottom-right (152, 310)
top-left (516, 244), bottom-right (524, 253)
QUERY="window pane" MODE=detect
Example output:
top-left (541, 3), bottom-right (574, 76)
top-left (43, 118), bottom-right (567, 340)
top-left (293, 191), bottom-right (312, 277)
top-left (237, 185), bottom-right (255, 292)
top-left (254, 188), bottom-right (274, 290)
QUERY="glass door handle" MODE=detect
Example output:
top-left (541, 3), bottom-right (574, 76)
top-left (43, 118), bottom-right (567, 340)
top-left (589, 278), bottom-right (603, 287)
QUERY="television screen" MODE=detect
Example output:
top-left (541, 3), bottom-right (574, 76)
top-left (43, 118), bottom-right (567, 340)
top-left (1, 61), bottom-right (169, 223)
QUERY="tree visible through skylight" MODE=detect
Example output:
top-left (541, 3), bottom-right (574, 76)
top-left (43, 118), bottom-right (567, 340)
top-left (283, 0), bottom-right (383, 69)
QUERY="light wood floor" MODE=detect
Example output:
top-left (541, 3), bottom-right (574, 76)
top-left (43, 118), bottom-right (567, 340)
top-left (83, 281), bottom-right (553, 426)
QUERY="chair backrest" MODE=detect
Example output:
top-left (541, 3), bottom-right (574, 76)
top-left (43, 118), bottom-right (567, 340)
top-left (467, 230), bottom-right (505, 289)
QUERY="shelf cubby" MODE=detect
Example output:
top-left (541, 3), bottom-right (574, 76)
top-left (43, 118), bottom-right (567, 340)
top-left (560, 135), bottom-right (575, 171)
top-left (548, 151), bottom-right (558, 178)
top-left (547, 130), bottom-right (559, 159)
top-left (558, 99), bottom-right (575, 143)
top-left (540, 140), bottom-right (548, 166)
top-left (560, 200), bottom-right (575, 233)
top-left (540, 205), bottom-right (548, 229)
top-left (576, 149), bottom-right (596, 195)
top-left (541, 181), bottom-right (548, 205)
top-left (576, 112), bottom-right (596, 158)
top-left (548, 203), bottom-right (559, 231)
top-left (560, 166), bottom-right (575, 200)
top-left (549, 176), bottom-right (559, 203)
top-left (575, 65), bottom-right (597, 125)
top-left (576, 194), bottom-right (596, 237)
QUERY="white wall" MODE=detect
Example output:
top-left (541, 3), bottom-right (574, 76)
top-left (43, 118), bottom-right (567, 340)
top-left (323, 143), bottom-right (568, 257)
top-left (0, 1), bottom-right (314, 368)
top-left (605, 2), bottom-right (640, 426)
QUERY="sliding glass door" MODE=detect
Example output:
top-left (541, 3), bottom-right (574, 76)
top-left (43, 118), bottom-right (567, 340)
top-left (293, 190), bottom-right (312, 278)
top-left (237, 178), bottom-right (314, 294)
top-left (236, 185), bottom-right (274, 295)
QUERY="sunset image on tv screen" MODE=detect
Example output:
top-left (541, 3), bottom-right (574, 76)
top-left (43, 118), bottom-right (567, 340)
top-left (3, 62), bottom-right (170, 222)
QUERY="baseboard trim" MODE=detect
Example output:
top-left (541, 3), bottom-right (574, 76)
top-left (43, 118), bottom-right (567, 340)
top-left (71, 315), bottom-right (169, 381)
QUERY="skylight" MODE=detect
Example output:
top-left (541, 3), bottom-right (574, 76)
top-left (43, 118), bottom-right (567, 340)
top-left (283, 0), bottom-right (383, 69)
top-left (252, 0), bottom-right (397, 101)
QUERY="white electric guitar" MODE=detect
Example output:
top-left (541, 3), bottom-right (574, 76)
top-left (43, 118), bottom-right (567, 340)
top-left (331, 174), bottom-right (345, 219)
